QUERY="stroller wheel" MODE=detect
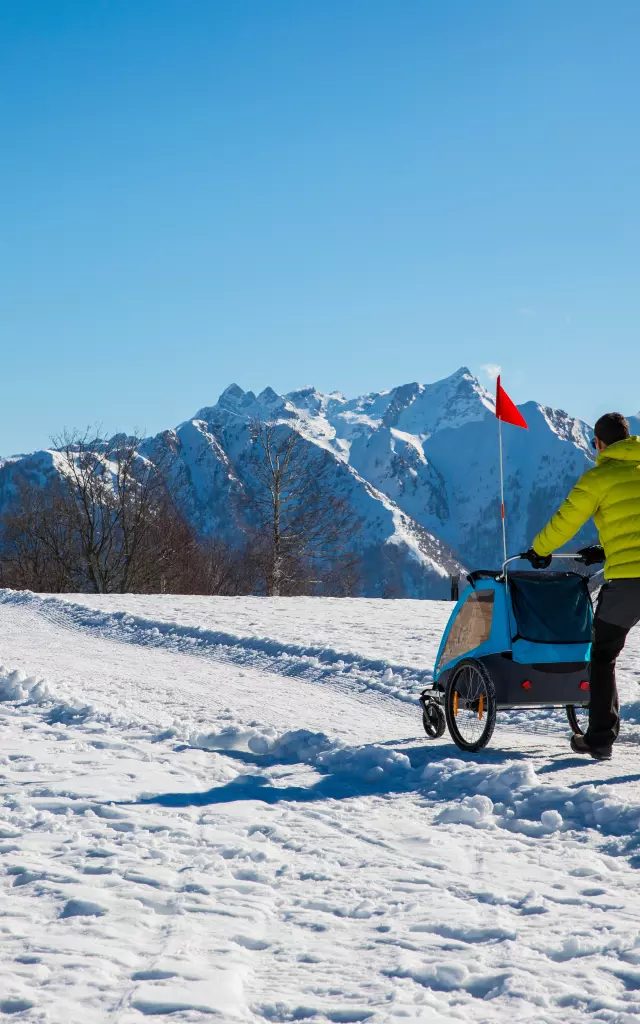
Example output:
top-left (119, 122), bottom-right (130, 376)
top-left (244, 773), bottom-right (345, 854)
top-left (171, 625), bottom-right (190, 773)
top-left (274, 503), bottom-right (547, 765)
top-left (566, 704), bottom-right (589, 736)
top-left (445, 659), bottom-right (496, 752)
top-left (422, 702), bottom-right (446, 738)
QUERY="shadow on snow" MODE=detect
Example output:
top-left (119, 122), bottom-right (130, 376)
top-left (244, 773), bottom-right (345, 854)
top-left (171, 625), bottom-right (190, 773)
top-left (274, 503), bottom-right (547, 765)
top-left (127, 741), bottom-right (542, 810)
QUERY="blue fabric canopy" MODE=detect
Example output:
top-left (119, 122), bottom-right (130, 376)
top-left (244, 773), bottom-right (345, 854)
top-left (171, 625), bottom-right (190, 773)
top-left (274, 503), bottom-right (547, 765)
top-left (509, 572), bottom-right (593, 645)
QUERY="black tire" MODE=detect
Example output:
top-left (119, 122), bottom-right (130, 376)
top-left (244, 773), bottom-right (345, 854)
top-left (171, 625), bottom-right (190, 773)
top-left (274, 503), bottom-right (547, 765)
top-left (445, 658), bottom-right (497, 752)
top-left (422, 703), bottom-right (446, 738)
top-left (566, 704), bottom-right (589, 736)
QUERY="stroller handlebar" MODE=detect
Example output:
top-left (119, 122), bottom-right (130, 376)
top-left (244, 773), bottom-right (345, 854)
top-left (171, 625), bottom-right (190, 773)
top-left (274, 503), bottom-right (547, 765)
top-left (501, 552), bottom-right (595, 576)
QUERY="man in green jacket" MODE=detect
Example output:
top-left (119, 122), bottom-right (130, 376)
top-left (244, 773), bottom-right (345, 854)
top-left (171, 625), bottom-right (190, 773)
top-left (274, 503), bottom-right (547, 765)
top-left (529, 412), bottom-right (640, 760)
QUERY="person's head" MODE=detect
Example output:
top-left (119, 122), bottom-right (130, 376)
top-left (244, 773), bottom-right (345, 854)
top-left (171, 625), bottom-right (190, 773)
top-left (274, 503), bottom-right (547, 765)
top-left (592, 412), bottom-right (630, 452)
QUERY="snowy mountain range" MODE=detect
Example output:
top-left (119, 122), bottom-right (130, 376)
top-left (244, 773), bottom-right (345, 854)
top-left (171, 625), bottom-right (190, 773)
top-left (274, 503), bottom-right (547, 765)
top-left (2, 368), bottom-right (638, 597)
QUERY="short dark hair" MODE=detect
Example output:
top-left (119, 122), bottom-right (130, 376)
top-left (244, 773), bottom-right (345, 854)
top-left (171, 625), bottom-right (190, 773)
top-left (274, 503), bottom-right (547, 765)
top-left (594, 412), bottom-right (630, 447)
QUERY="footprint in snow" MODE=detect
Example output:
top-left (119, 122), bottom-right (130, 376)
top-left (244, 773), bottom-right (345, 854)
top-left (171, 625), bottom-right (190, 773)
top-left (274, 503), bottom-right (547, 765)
top-left (0, 1000), bottom-right (36, 1014)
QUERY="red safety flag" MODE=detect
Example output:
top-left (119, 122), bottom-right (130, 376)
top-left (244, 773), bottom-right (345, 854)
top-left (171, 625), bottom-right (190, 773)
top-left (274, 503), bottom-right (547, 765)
top-left (496, 376), bottom-right (528, 429)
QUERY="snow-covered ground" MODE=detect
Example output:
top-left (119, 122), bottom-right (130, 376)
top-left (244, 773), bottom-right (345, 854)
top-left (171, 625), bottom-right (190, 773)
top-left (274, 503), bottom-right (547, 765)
top-left (2, 591), bottom-right (640, 1022)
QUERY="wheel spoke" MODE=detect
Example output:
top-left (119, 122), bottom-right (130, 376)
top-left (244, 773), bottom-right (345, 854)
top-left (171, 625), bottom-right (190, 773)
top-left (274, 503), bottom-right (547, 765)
top-left (448, 663), bottom-right (493, 748)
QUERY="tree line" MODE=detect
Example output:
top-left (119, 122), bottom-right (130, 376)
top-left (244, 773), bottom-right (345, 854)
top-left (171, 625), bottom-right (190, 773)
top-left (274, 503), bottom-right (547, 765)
top-left (0, 421), bottom-right (361, 597)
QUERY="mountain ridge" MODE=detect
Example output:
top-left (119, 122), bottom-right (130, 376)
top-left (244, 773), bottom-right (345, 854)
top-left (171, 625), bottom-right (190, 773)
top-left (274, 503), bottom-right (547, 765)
top-left (2, 367), bottom-right (633, 597)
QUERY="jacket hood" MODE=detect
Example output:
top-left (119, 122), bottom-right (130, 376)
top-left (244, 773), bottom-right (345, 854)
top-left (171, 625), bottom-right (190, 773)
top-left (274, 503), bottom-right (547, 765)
top-left (597, 435), bottom-right (640, 465)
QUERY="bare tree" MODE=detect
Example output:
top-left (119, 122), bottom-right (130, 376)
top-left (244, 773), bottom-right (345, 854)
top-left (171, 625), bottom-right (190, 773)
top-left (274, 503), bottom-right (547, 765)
top-left (193, 537), bottom-right (255, 596)
top-left (0, 422), bottom-right (361, 599)
top-left (0, 435), bottom-right (250, 597)
top-left (243, 419), bottom-right (361, 596)
top-left (140, 501), bottom-right (243, 596)
top-left (47, 429), bottom-right (176, 593)
top-left (0, 430), bottom-right (182, 594)
top-left (0, 475), bottom-right (76, 592)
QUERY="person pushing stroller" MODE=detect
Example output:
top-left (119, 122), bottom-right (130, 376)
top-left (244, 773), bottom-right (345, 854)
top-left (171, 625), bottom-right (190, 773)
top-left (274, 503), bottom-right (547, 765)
top-left (528, 413), bottom-right (640, 760)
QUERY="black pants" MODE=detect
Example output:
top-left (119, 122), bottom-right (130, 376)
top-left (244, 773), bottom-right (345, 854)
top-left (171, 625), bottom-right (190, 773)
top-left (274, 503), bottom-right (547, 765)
top-left (586, 579), bottom-right (640, 749)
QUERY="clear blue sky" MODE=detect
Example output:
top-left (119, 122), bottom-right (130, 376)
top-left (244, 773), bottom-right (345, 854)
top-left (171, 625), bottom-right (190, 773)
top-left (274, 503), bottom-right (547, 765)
top-left (2, 0), bottom-right (640, 454)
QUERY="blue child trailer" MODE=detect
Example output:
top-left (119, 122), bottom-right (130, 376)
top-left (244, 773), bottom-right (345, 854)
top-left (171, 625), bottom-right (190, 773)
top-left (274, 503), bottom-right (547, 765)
top-left (420, 553), bottom-right (597, 752)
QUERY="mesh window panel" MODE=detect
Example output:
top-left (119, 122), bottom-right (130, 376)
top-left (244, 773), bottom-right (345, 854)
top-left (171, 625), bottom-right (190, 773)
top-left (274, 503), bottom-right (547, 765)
top-left (438, 591), bottom-right (494, 669)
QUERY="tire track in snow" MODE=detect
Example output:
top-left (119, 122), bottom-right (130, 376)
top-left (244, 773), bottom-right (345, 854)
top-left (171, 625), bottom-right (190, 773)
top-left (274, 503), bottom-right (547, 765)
top-left (3, 591), bottom-right (432, 711)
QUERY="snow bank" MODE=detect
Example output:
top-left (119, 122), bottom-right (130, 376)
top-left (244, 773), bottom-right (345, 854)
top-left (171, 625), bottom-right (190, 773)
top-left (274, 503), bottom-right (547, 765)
top-left (190, 722), bottom-right (410, 784)
top-left (424, 757), bottom-right (640, 838)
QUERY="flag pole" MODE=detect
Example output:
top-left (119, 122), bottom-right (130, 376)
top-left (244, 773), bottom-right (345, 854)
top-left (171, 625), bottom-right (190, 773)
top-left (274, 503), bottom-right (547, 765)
top-left (498, 414), bottom-right (507, 562)
top-left (495, 374), bottom-right (527, 565)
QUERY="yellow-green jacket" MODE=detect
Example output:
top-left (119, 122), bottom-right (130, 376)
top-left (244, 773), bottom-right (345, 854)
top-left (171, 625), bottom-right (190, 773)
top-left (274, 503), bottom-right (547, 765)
top-left (533, 436), bottom-right (640, 579)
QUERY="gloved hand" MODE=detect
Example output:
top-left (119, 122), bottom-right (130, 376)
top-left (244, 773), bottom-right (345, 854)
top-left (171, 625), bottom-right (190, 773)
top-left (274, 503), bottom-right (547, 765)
top-left (522, 548), bottom-right (553, 569)
top-left (577, 544), bottom-right (605, 566)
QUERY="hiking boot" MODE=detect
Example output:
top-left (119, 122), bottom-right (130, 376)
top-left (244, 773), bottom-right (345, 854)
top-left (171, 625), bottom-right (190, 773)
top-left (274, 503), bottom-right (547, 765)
top-left (570, 733), bottom-right (612, 761)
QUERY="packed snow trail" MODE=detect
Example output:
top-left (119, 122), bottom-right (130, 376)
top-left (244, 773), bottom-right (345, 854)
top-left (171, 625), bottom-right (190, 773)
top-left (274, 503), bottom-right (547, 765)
top-left (2, 593), bottom-right (640, 1021)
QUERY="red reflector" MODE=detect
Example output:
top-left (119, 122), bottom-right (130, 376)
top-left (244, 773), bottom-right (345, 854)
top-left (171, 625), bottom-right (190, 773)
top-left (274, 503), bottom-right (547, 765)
top-left (579, 681), bottom-right (590, 691)
top-left (521, 680), bottom-right (533, 690)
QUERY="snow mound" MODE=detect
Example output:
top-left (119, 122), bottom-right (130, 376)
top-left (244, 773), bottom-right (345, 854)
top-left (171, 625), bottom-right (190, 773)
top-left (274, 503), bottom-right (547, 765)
top-left (262, 728), bottom-right (335, 761)
top-left (188, 721), bottom-right (408, 785)
top-left (422, 757), bottom-right (640, 837)
top-left (316, 742), bottom-right (412, 782)
top-left (436, 793), bottom-right (495, 827)
top-left (189, 723), bottom-right (277, 752)
top-left (0, 666), bottom-right (52, 703)
top-left (60, 899), bottom-right (106, 919)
